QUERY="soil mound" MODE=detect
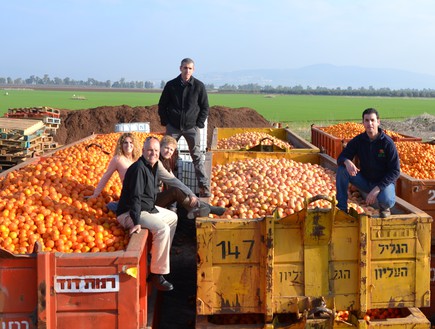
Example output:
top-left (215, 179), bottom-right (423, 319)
top-left (54, 105), bottom-right (271, 147)
top-left (382, 113), bottom-right (435, 142)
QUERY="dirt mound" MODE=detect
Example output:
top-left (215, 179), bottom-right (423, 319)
top-left (54, 105), bottom-right (271, 147)
top-left (381, 113), bottom-right (435, 142)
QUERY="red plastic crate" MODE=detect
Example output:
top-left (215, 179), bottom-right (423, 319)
top-left (0, 231), bottom-right (149, 329)
top-left (311, 125), bottom-right (422, 159)
top-left (0, 249), bottom-right (38, 329)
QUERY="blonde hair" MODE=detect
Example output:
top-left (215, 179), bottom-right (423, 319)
top-left (160, 135), bottom-right (178, 149)
top-left (114, 133), bottom-right (141, 160)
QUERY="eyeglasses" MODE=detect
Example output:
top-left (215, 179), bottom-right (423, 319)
top-left (146, 136), bottom-right (159, 141)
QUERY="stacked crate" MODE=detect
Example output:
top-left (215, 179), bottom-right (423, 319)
top-left (0, 118), bottom-right (46, 171)
top-left (0, 108), bottom-right (61, 171)
top-left (5, 106), bottom-right (61, 137)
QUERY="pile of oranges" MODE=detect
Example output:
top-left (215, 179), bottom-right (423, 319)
top-left (320, 123), bottom-right (435, 180)
top-left (335, 308), bottom-right (404, 323)
top-left (0, 132), bottom-right (159, 254)
top-left (365, 308), bottom-right (403, 320)
top-left (320, 122), bottom-right (405, 140)
top-left (395, 141), bottom-right (435, 179)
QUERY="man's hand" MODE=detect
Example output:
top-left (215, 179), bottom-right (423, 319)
top-left (129, 224), bottom-right (141, 235)
top-left (344, 159), bottom-right (359, 176)
top-left (366, 186), bottom-right (380, 205)
top-left (189, 195), bottom-right (199, 207)
top-left (84, 194), bottom-right (97, 200)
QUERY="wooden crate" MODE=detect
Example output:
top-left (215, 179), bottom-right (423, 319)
top-left (0, 118), bottom-right (59, 172)
top-left (6, 106), bottom-right (60, 119)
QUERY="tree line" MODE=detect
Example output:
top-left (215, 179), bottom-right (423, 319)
top-left (2, 75), bottom-right (435, 98)
top-left (218, 83), bottom-right (435, 98)
top-left (0, 75), bottom-right (161, 89)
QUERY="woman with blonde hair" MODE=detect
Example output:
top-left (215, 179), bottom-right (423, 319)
top-left (87, 133), bottom-right (141, 210)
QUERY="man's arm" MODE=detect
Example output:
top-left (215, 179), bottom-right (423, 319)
top-left (128, 165), bottom-right (145, 226)
top-left (196, 82), bottom-right (209, 128)
top-left (158, 84), bottom-right (170, 126)
top-left (337, 137), bottom-right (358, 168)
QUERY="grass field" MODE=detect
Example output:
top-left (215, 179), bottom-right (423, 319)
top-left (1, 88), bottom-right (434, 122)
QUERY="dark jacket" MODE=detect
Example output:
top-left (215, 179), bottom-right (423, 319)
top-left (337, 128), bottom-right (400, 190)
top-left (116, 156), bottom-right (159, 225)
top-left (158, 75), bottom-right (209, 130)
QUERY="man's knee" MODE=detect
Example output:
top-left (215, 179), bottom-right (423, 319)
top-left (379, 184), bottom-right (396, 208)
top-left (336, 166), bottom-right (350, 185)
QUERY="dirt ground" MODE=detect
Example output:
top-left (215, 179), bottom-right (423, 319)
top-left (380, 113), bottom-right (435, 142)
top-left (53, 105), bottom-right (271, 147)
top-left (53, 106), bottom-right (435, 147)
top-left (51, 107), bottom-right (435, 328)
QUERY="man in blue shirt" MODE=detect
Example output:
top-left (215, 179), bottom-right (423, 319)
top-left (336, 108), bottom-right (400, 218)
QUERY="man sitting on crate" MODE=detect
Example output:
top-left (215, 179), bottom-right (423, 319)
top-left (116, 137), bottom-right (224, 291)
top-left (336, 108), bottom-right (400, 218)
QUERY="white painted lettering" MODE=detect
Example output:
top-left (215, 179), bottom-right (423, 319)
top-left (54, 275), bottom-right (120, 293)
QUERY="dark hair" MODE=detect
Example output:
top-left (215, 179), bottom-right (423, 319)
top-left (181, 58), bottom-right (194, 66)
top-left (362, 108), bottom-right (379, 119)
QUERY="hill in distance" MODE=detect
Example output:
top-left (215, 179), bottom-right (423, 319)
top-left (199, 64), bottom-right (435, 90)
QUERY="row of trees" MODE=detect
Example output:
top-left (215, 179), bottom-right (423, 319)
top-left (0, 75), bottom-right (162, 89)
top-left (219, 83), bottom-right (435, 98)
top-left (2, 75), bottom-right (435, 98)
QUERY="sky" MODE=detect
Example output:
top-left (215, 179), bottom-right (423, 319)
top-left (2, 0), bottom-right (435, 83)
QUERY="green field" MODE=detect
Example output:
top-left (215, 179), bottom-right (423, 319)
top-left (1, 88), bottom-right (434, 122)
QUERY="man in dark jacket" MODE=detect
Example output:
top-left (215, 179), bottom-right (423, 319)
top-left (158, 58), bottom-right (210, 197)
top-left (336, 108), bottom-right (400, 217)
top-left (116, 137), bottom-right (179, 291)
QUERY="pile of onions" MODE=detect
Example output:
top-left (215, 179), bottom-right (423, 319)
top-left (210, 158), bottom-right (372, 219)
top-left (216, 132), bottom-right (293, 150)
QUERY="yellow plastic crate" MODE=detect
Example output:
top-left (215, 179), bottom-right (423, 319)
top-left (195, 307), bottom-right (430, 329)
top-left (197, 152), bottom-right (432, 327)
top-left (197, 201), bottom-right (431, 316)
top-left (210, 127), bottom-right (319, 153)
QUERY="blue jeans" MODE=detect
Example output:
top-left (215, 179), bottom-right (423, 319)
top-left (336, 165), bottom-right (396, 211)
top-left (107, 201), bottom-right (118, 212)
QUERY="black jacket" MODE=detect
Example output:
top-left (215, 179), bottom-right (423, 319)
top-left (158, 75), bottom-right (209, 130)
top-left (116, 156), bottom-right (159, 225)
top-left (337, 128), bottom-right (400, 190)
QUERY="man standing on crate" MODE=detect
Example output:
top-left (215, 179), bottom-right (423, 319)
top-left (336, 108), bottom-right (400, 218)
top-left (158, 58), bottom-right (211, 197)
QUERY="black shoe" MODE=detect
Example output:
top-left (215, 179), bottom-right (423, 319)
top-left (197, 202), bottom-right (226, 217)
top-left (379, 207), bottom-right (391, 218)
top-left (209, 205), bottom-right (226, 216)
top-left (147, 273), bottom-right (173, 291)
